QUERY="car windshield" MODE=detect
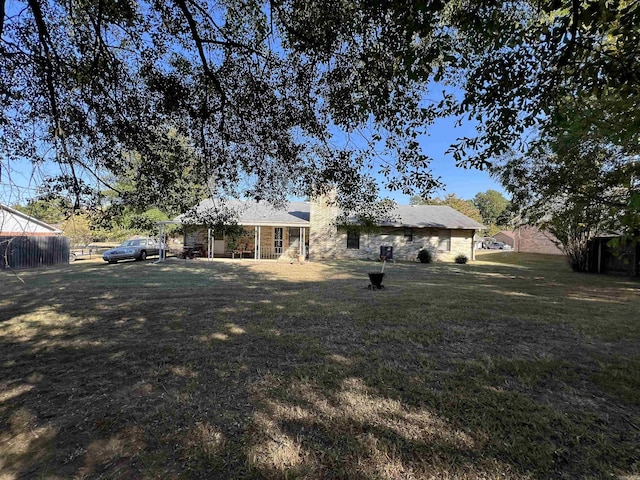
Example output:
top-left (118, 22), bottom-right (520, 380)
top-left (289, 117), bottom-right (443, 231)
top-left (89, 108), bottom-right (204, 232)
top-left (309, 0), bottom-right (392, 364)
top-left (121, 239), bottom-right (145, 247)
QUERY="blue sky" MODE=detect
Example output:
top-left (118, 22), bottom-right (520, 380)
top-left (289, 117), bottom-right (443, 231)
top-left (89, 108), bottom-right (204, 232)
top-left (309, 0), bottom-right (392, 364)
top-left (1, 134), bottom-right (506, 208)
top-left (399, 155), bottom-right (504, 202)
top-left (370, 116), bottom-right (507, 204)
top-left (383, 147), bottom-right (506, 204)
top-left (0, 2), bottom-right (507, 209)
top-left (0, 97), bottom-right (506, 207)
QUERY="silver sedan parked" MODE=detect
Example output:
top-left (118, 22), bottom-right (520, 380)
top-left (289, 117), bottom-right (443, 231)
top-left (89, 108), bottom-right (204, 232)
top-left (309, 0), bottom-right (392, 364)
top-left (102, 238), bottom-right (160, 264)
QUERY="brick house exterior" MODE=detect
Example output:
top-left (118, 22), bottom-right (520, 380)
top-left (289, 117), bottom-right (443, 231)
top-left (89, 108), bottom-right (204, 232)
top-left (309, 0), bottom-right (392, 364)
top-left (309, 194), bottom-right (482, 261)
top-left (181, 199), bottom-right (310, 260)
top-left (184, 197), bottom-right (484, 262)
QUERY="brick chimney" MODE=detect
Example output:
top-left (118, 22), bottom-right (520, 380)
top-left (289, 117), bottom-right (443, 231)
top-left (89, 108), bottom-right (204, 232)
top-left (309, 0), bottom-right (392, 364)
top-left (309, 189), bottom-right (339, 260)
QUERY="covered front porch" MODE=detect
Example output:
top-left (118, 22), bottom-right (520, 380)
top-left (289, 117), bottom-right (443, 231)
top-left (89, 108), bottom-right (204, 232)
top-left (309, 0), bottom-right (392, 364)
top-left (187, 224), bottom-right (309, 261)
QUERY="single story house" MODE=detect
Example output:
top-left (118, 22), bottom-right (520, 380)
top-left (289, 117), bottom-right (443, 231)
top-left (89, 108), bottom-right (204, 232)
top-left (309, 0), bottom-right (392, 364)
top-left (1, 204), bottom-right (68, 269)
top-left (493, 231), bottom-right (516, 249)
top-left (180, 199), bottom-right (310, 260)
top-left (0, 203), bottom-right (63, 236)
top-left (179, 196), bottom-right (485, 262)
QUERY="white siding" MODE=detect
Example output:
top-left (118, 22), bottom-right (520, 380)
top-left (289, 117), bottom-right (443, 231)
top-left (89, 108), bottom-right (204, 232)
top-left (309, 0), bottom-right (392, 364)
top-left (0, 207), bottom-right (60, 235)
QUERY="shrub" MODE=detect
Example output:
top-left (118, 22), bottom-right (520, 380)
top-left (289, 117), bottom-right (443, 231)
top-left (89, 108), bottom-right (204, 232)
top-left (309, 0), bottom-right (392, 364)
top-left (455, 254), bottom-right (468, 264)
top-left (417, 248), bottom-right (433, 263)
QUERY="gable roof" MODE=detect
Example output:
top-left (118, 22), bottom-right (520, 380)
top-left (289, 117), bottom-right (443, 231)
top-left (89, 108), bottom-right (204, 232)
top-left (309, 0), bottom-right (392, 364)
top-left (494, 230), bottom-right (516, 239)
top-left (188, 199), bottom-right (484, 230)
top-left (0, 204), bottom-right (63, 235)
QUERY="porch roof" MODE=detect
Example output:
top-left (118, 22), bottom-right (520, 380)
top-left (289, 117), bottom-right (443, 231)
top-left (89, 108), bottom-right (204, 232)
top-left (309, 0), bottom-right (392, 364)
top-left (193, 199), bottom-right (310, 227)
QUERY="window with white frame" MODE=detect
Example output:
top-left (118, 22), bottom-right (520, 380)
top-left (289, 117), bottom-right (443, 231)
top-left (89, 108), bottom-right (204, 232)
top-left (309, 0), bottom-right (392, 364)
top-left (404, 227), bottom-right (413, 242)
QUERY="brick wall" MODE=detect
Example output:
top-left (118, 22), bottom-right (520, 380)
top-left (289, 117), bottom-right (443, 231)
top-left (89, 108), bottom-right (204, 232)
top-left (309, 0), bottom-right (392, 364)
top-left (447, 229), bottom-right (476, 261)
top-left (493, 231), bottom-right (515, 248)
top-left (309, 192), bottom-right (340, 260)
top-left (515, 226), bottom-right (563, 255)
top-left (333, 228), bottom-right (475, 262)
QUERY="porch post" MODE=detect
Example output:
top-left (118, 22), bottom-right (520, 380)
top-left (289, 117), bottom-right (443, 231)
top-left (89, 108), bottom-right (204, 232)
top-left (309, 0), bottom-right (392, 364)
top-left (257, 226), bottom-right (262, 260)
top-left (154, 223), bottom-right (164, 263)
top-left (299, 227), bottom-right (303, 257)
top-left (254, 226), bottom-right (258, 260)
top-left (597, 240), bottom-right (602, 274)
top-left (160, 223), bottom-right (164, 261)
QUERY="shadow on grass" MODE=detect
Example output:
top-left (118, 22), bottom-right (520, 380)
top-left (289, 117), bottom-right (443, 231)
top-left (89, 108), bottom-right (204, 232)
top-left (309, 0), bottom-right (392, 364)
top-left (1, 257), bottom-right (639, 479)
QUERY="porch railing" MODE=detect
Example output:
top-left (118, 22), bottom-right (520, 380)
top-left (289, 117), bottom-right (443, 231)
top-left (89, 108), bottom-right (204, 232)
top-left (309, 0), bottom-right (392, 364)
top-left (259, 241), bottom-right (302, 260)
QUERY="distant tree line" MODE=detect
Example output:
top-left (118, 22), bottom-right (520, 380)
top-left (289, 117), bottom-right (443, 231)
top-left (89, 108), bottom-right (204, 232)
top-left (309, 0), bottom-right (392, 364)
top-left (411, 189), bottom-right (511, 236)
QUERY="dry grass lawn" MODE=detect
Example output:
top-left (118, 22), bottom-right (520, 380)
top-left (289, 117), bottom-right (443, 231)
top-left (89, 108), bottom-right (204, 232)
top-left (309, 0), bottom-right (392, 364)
top-left (1, 252), bottom-right (639, 479)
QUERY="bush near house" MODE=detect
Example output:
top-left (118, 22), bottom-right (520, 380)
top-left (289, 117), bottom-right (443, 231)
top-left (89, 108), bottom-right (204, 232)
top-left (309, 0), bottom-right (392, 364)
top-left (455, 254), bottom-right (468, 264)
top-left (417, 248), bottom-right (433, 263)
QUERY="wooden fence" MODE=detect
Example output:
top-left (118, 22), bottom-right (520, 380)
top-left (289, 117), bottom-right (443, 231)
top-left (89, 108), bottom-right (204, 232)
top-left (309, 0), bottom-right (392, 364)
top-left (588, 237), bottom-right (640, 277)
top-left (0, 235), bottom-right (70, 270)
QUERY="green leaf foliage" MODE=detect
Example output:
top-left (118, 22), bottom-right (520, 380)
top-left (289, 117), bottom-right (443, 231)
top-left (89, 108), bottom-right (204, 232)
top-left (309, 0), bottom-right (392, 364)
top-left (473, 190), bottom-right (510, 226)
top-left (498, 94), bottom-right (640, 270)
top-left (1, 1), bottom-right (638, 219)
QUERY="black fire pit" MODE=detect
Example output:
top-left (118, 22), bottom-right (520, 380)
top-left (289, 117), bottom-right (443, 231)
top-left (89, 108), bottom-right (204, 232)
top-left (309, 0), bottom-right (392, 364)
top-left (368, 272), bottom-right (385, 289)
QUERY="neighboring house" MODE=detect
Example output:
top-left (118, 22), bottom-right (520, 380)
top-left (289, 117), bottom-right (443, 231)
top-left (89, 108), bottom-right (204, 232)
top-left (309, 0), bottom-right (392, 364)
top-left (1, 204), bottom-right (68, 269)
top-left (0, 204), bottom-right (62, 236)
top-left (513, 225), bottom-right (563, 255)
top-left (493, 231), bottom-right (515, 249)
top-left (181, 196), bottom-right (484, 262)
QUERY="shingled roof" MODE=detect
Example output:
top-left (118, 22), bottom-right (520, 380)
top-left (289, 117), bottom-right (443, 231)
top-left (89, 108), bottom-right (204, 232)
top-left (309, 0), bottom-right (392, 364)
top-left (191, 199), bottom-right (310, 226)
top-left (380, 205), bottom-right (485, 229)
top-left (188, 199), bottom-right (484, 230)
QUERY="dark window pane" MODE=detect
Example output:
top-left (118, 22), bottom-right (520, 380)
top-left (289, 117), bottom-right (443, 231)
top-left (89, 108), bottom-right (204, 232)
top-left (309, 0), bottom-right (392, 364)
top-left (347, 230), bottom-right (360, 249)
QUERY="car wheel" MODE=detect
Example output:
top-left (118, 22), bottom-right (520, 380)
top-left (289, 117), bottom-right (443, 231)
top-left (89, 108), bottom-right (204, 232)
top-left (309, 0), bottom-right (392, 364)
top-left (139, 250), bottom-right (147, 261)
top-left (69, 253), bottom-right (77, 262)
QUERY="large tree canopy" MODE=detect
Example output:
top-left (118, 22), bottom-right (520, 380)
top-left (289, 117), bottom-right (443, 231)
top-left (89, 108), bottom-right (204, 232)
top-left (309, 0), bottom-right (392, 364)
top-left (1, 0), bottom-right (638, 216)
top-left (472, 190), bottom-right (509, 227)
top-left (498, 92), bottom-right (640, 268)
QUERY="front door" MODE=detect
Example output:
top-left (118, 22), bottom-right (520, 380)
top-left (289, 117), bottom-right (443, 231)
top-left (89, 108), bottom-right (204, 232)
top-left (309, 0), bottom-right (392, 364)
top-left (274, 228), bottom-right (283, 255)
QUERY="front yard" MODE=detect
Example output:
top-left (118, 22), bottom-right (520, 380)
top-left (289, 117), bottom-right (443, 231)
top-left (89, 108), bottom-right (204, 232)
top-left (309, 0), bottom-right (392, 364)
top-left (1, 253), bottom-right (639, 479)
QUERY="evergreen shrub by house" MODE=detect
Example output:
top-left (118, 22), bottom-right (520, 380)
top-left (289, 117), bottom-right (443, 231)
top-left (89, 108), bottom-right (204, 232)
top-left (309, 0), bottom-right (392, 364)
top-left (417, 248), bottom-right (433, 263)
top-left (455, 254), bottom-right (468, 264)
